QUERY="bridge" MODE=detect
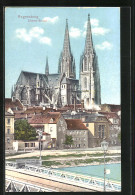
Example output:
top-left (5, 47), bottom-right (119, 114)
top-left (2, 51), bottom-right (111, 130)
top-left (5, 161), bottom-right (121, 192)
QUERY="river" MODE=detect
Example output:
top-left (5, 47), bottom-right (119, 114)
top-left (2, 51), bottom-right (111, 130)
top-left (56, 163), bottom-right (121, 182)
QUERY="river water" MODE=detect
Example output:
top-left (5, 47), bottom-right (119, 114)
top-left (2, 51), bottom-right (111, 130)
top-left (56, 163), bottom-right (121, 182)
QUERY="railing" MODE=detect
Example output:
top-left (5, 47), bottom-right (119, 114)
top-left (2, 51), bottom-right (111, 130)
top-left (6, 161), bottom-right (121, 191)
top-left (5, 177), bottom-right (57, 192)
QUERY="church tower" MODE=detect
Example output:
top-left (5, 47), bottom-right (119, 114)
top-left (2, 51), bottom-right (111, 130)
top-left (58, 19), bottom-right (76, 79)
top-left (80, 14), bottom-right (101, 107)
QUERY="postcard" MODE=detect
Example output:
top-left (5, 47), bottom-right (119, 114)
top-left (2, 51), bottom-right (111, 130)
top-left (5, 7), bottom-right (121, 192)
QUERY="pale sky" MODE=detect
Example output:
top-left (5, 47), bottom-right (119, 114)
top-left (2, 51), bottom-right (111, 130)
top-left (5, 7), bottom-right (120, 104)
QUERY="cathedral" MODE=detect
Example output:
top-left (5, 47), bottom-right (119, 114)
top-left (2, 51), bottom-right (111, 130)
top-left (11, 14), bottom-right (101, 109)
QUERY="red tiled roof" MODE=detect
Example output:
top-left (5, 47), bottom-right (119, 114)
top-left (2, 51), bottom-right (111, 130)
top-left (24, 107), bottom-right (55, 114)
top-left (101, 104), bottom-right (121, 112)
top-left (29, 112), bottom-right (61, 124)
top-left (42, 132), bottom-right (50, 135)
top-left (65, 119), bottom-right (88, 130)
top-left (109, 105), bottom-right (121, 112)
top-left (98, 112), bottom-right (119, 119)
top-left (14, 113), bottom-right (27, 119)
top-left (5, 98), bottom-right (24, 111)
top-left (64, 104), bottom-right (82, 110)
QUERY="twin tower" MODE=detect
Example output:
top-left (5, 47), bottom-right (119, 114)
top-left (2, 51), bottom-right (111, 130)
top-left (12, 14), bottom-right (101, 108)
top-left (46, 14), bottom-right (101, 107)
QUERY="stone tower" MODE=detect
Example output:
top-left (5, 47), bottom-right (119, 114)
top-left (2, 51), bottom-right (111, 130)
top-left (80, 14), bottom-right (101, 107)
top-left (58, 19), bottom-right (76, 79)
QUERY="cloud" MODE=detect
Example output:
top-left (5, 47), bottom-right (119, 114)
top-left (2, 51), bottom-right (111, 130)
top-left (16, 28), bottom-right (32, 43)
top-left (92, 27), bottom-right (110, 35)
top-left (29, 27), bottom-right (44, 37)
top-left (83, 18), bottom-right (110, 36)
top-left (82, 31), bottom-right (86, 37)
top-left (69, 27), bottom-right (82, 38)
top-left (84, 18), bottom-right (99, 28)
top-left (43, 16), bottom-right (59, 24)
top-left (15, 27), bottom-right (51, 45)
top-left (39, 37), bottom-right (51, 45)
top-left (95, 41), bottom-right (113, 50)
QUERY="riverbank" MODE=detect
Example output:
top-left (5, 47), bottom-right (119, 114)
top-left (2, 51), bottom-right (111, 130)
top-left (6, 147), bottom-right (121, 159)
top-left (6, 148), bottom-right (121, 168)
top-left (50, 160), bottom-right (121, 168)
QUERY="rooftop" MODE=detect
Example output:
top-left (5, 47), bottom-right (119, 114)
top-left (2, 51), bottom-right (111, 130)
top-left (29, 112), bottom-right (61, 124)
top-left (5, 98), bottom-right (24, 111)
top-left (98, 112), bottom-right (120, 119)
top-left (65, 119), bottom-right (88, 130)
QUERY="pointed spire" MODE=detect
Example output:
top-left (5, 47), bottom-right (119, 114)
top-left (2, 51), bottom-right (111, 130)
top-left (45, 56), bottom-right (49, 76)
top-left (63, 19), bottom-right (71, 56)
top-left (84, 14), bottom-right (93, 54)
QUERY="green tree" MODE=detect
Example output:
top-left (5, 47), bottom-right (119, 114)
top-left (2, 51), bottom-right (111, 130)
top-left (14, 119), bottom-right (37, 141)
top-left (64, 134), bottom-right (74, 148)
top-left (118, 131), bottom-right (121, 141)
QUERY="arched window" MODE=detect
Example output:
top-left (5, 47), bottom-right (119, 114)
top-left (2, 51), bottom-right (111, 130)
top-left (21, 87), bottom-right (27, 100)
top-left (84, 77), bottom-right (87, 89)
top-left (84, 57), bottom-right (87, 71)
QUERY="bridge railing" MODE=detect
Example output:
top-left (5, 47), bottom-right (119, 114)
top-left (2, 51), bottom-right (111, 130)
top-left (6, 161), bottom-right (121, 192)
top-left (24, 164), bottom-right (121, 191)
top-left (5, 177), bottom-right (57, 192)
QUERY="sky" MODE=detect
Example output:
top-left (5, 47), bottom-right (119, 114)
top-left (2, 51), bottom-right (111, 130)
top-left (5, 7), bottom-right (120, 104)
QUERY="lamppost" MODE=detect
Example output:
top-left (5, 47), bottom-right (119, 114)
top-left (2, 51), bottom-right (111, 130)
top-left (101, 140), bottom-right (109, 191)
top-left (36, 130), bottom-right (42, 161)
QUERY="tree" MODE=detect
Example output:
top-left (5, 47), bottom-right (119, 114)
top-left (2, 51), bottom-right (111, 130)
top-left (14, 119), bottom-right (37, 141)
top-left (64, 134), bottom-right (74, 148)
top-left (118, 131), bottom-right (121, 141)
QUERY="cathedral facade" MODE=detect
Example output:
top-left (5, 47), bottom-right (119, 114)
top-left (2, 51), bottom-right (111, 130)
top-left (12, 15), bottom-right (101, 109)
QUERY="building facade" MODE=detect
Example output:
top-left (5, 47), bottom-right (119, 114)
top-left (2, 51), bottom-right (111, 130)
top-left (99, 112), bottom-right (121, 146)
top-left (11, 15), bottom-right (101, 109)
top-left (5, 110), bottom-right (15, 150)
top-left (66, 119), bottom-right (88, 148)
top-left (29, 112), bottom-right (67, 149)
top-left (83, 114), bottom-right (110, 147)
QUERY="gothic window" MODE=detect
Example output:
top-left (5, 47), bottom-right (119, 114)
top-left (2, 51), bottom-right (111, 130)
top-left (84, 57), bottom-right (87, 71)
top-left (31, 89), bottom-right (35, 102)
top-left (102, 125), bottom-right (105, 138)
top-left (98, 125), bottom-right (105, 138)
top-left (21, 87), bottom-right (27, 100)
top-left (84, 77), bottom-right (87, 89)
top-left (99, 125), bottom-right (101, 138)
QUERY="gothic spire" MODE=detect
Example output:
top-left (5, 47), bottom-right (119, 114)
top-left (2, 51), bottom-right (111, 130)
top-left (45, 56), bottom-right (49, 76)
top-left (63, 19), bottom-right (71, 56)
top-left (84, 14), bottom-right (93, 54)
